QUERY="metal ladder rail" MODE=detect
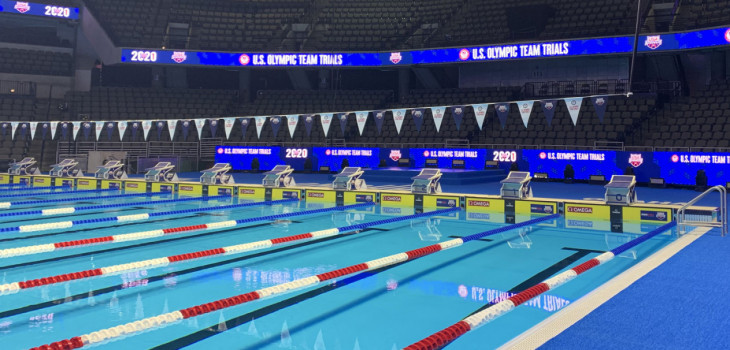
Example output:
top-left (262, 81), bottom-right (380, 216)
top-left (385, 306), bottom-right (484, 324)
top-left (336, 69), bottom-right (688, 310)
top-left (677, 185), bottom-right (727, 236)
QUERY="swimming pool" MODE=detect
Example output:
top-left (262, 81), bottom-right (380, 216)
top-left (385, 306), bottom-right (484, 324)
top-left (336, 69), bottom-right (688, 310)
top-left (0, 190), bottom-right (677, 349)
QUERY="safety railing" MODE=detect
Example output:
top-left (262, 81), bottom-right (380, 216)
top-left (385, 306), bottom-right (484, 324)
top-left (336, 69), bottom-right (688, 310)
top-left (677, 185), bottom-right (727, 236)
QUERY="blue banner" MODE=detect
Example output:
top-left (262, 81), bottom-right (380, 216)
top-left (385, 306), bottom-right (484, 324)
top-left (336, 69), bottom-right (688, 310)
top-left (210, 119), bottom-right (218, 137)
top-left (270, 116), bottom-right (282, 138)
top-left (411, 108), bottom-right (425, 132)
top-left (106, 122), bottom-right (115, 140)
top-left (591, 96), bottom-right (608, 123)
top-left (541, 100), bottom-right (557, 126)
top-left (182, 121), bottom-right (190, 139)
top-left (304, 115), bottom-right (314, 137)
top-left (0, 0), bottom-right (79, 19)
top-left (82, 123), bottom-right (91, 141)
top-left (374, 110), bottom-right (386, 134)
top-left (451, 106), bottom-right (465, 130)
top-left (337, 113), bottom-right (348, 137)
top-left (240, 118), bottom-right (250, 140)
top-left (495, 103), bottom-right (510, 129)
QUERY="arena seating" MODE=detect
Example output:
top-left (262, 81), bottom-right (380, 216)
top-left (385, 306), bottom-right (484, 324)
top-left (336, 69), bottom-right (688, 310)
top-left (645, 80), bottom-right (730, 150)
top-left (0, 48), bottom-right (74, 76)
top-left (66, 87), bottom-right (239, 120)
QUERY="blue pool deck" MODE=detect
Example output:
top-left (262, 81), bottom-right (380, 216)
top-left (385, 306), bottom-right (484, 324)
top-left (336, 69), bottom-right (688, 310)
top-left (174, 171), bottom-right (730, 348)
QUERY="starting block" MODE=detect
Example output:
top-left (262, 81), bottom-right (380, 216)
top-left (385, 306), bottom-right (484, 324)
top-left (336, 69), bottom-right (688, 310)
top-left (8, 157), bottom-right (39, 175)
top-left (604, 175), bottom-right (637, 205)
top-left (200, 163), bottom-right (234, 185)
top-left (263, 165), bottom-right (295, 188)
top-left (49, 159), bottom-right (83, 177)
top-left (95, 160), bottom-right (127, 180)
top-left (145, 162), bottom-right (178, 182)
top-left (411, 169), bottom-right (442, 194)
top-left (500, 171), bottom-right (532, 199)
top-left (332, 167), bottom-right (367, 191)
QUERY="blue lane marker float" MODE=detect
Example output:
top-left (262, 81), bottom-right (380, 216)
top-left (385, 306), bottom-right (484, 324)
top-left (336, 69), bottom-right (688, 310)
top-left (0, 191), bottom-right (166, 209)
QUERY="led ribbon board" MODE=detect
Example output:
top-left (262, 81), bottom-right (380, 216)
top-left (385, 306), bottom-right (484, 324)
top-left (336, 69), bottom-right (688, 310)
top-left (0, 1), bottom-right (79, 19)
top-left (121, 27), bottom-right (730, 67)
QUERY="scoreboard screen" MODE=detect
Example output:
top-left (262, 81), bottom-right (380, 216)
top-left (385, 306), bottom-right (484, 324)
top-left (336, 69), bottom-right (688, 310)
top-left (0, 1), bottom-right (79, 19)
top-left (215, 146), bottom-right (311, 170)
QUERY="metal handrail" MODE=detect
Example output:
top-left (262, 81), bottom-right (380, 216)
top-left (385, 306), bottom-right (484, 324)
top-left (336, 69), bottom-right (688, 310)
top-left (677, 185), bottom-right (727, 236)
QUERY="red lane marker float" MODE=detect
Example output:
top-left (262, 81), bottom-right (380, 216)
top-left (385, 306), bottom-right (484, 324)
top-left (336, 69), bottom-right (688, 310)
top-left (403, 221), bottom-right (678, 350)
top-left (25, 213), bottom-right (555, 350)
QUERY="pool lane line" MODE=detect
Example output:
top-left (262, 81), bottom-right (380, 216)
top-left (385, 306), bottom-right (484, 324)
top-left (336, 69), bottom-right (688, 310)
top-left (0, 203), bottom-right (440, 294)
top-left (0, 200), bottom-right (341, 259)
top-left (0, 185), bottom-right (70, 193)
top-left (0, 188), bottom-right (117, 201)
top-left (0, 207), bottom-right (156, 234)
top-left (0, 198), bottom-right (298, 235)
top-left (0, 194), bottom-right (230, 218)
top-left (0, 226), bottom-right (367, 319)
top-left (0, 190), bottom-right (167, 210)
top-left (25, 212), bottom-right (552, 350)
top-left (402, 221), bottom-right (677, 350)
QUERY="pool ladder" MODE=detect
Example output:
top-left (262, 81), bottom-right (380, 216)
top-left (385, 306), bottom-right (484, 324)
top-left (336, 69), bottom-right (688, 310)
top-left (677, 185), bottom-right (727, 236)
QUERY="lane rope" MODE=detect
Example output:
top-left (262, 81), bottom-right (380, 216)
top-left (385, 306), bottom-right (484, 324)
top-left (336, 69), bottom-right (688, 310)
top-left (0, 188), bottom-right (118, 201)
top-left (0, 185), bottom-right (69, 193)
top-left (402, 221), bottom-right (677, 350)
top-left (0, 191), bottom-right (166, 210)
top-left (0, 205), bottom-right (449, 293)
top-left (23, 212), bottom-right (555, 350)
top-left (0, 198), bottom-right (298, 235)
top-left (0, 195), bottom-right (230, 218)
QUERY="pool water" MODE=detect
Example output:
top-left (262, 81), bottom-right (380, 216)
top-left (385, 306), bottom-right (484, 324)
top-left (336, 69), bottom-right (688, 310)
top-left (0, 190), bottom-right (676, 349)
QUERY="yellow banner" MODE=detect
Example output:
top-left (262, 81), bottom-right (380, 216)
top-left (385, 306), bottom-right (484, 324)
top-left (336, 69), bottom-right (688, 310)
top-left (305, 190), bottom-right (336, 202)
top-left (178, 184), bottom-right (203, 196)
top-left (123, 181), bottom-right (146, 192)
top-left (209, 186), bottom-right (234, 197)
top-left (515, 200), bottom-right (557, 216)
top-left (238, 186), bottom-right (265, 199)
top-left (101, 180), bottom-right (123, 190)
top-left (380, 193), bottom-right (415, 207)
top-left (272, 189), bottom-right (301, 200)
top-left (623, 207), bottom-right (671, 223)
top-left (31, 176), bottom-right (52, 187)
top-left (564, 203), bottom-right (611, 220)
top-left (0, 174), bottom-right (9, 184)
top-left (344, 192), bottom-right (377, 205)
top-left (423, 195), bottom-right (460, 209)
top-left (465, 197), bottom-right (503, 213)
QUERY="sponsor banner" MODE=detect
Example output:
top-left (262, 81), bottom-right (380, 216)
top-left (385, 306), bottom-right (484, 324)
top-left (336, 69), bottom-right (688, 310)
top-left (179, 184), bottom-right (203, 196)
top-left (31, 176), bottom-right (51, 187)
top-left (0, 174), bottom-right (9, 184)
top-left (380, 193), bottom-right (415, 207)
top-left (101, 180), bottom-right (122, 190)
top-left (516, 101), bottom-right (534, 128)
top-left (451, 106), bottom-right (465, 130)
top-left (515, 201), bottom-right (556, 216)
top-left (494, 103), bottom-right (510, 129)
top-left (355, 111), bottom-right (369, 135)
top-left (273, 189), bottom-right (300, 200)
top-left (564, 97), bottom-right (583, 126)
top-left (320, 113), bottom-right (333, 137)
top-left (379, 206), bottom-right (416, 216)
top-left (591, 96), bottom-right (608, 123)
top-left (76, 179), bottom-right (98, 190)
top-left (566, 219), bottom-right (611, 231)
top-left (629, 208), bottom-right (671, 223)
top-left (344, 192), bottom-right (376, 204)
top-left (564, 203), bottom-right (611, 220)
top-left (424, 196), bottom-right (459, 208)
top-left (14, 176), bottom-right (30, 185)
top-left (238, 186), bottom-right (265, 199)
top-left (123, 181), bottom-right (147, 192)
top-left (465, 197), bottom-right (504, 213)
top-left (54, 178), bottom-right (74, 187)
top-left (430, 107), bottom-right (446, 132)
top-left (209, 186), bottom-right (234, 196)
top-left (305, 190), bottom-right (336, 202)
top-left (392, 109), bottom-right (406, 134)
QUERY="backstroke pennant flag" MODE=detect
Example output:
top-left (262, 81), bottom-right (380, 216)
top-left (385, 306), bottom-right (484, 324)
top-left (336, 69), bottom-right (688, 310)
top-left (591, 96), bottom-right (608, 123)
top-left (71, 122), bottom-right (80, 140)
top-left (106, 122), bottom-right (116, 140)
top-left (495, 103), bottom-right (510, 129)
top-left (391, 109), bottom-right (406, 134)
top-left (19, 123), bottom-right (28, 139)
top-left (270, 116), bottom-right (282, 138)
top-left (337, 113), bottom-right (348, 136)
top-left (95, 122), bottom-right (104, 141)
top-left (472, 104), bottom-right (489, 130)
top-left (156, 121), bottom-right (165, 140)
top-left (223, 118), bottom-right (236, 139)
top-left (320, 113), bottom-right (333, 137)
top-left (182, 120), bottom-right (191, 139)
top-left (411, 108), bottom-right (425, 132)
top-left (373, 110), bottom-right (386, 134)
top-left (210, 119), bottom-right (218, 137)
top-left (50, 121), bottom-right (58, 140)
top-left (167, 120), bottom-right (177, 140)
top-left (303, 115), bottom-right (314, 137)
top-left (517, 101), bottom-right (535, 128)
top-left (355, 111), bottom-right (369, 136)
top-left (540, 100), bottom-right (557, 127)
top-left (118, 121), bottom-right (127, 140)
top-left (29, 122), bottom-right (37, 140)
top-left (240, 118), bottom-right (250, 139)
top-left (254, 117), bottom-right (266, 138)
top-left (1, 123), bottom-right (7, 139)
top-left (451, 106), bottom-right (465, 130)
top-left (141, 121), bottom-right (152, 140)
top-left (195, 119), bottom-right (206, 139)
top-left (41, 123), bottom-right (49, 139)
top-left (83, 122), bottom-right (92, 140)
top-left (286, 115), bottom-right (299, 137)
top-left (430, 106), bottom-right (446, 132)
top-left (564, 97), bottom-right (583, 126)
